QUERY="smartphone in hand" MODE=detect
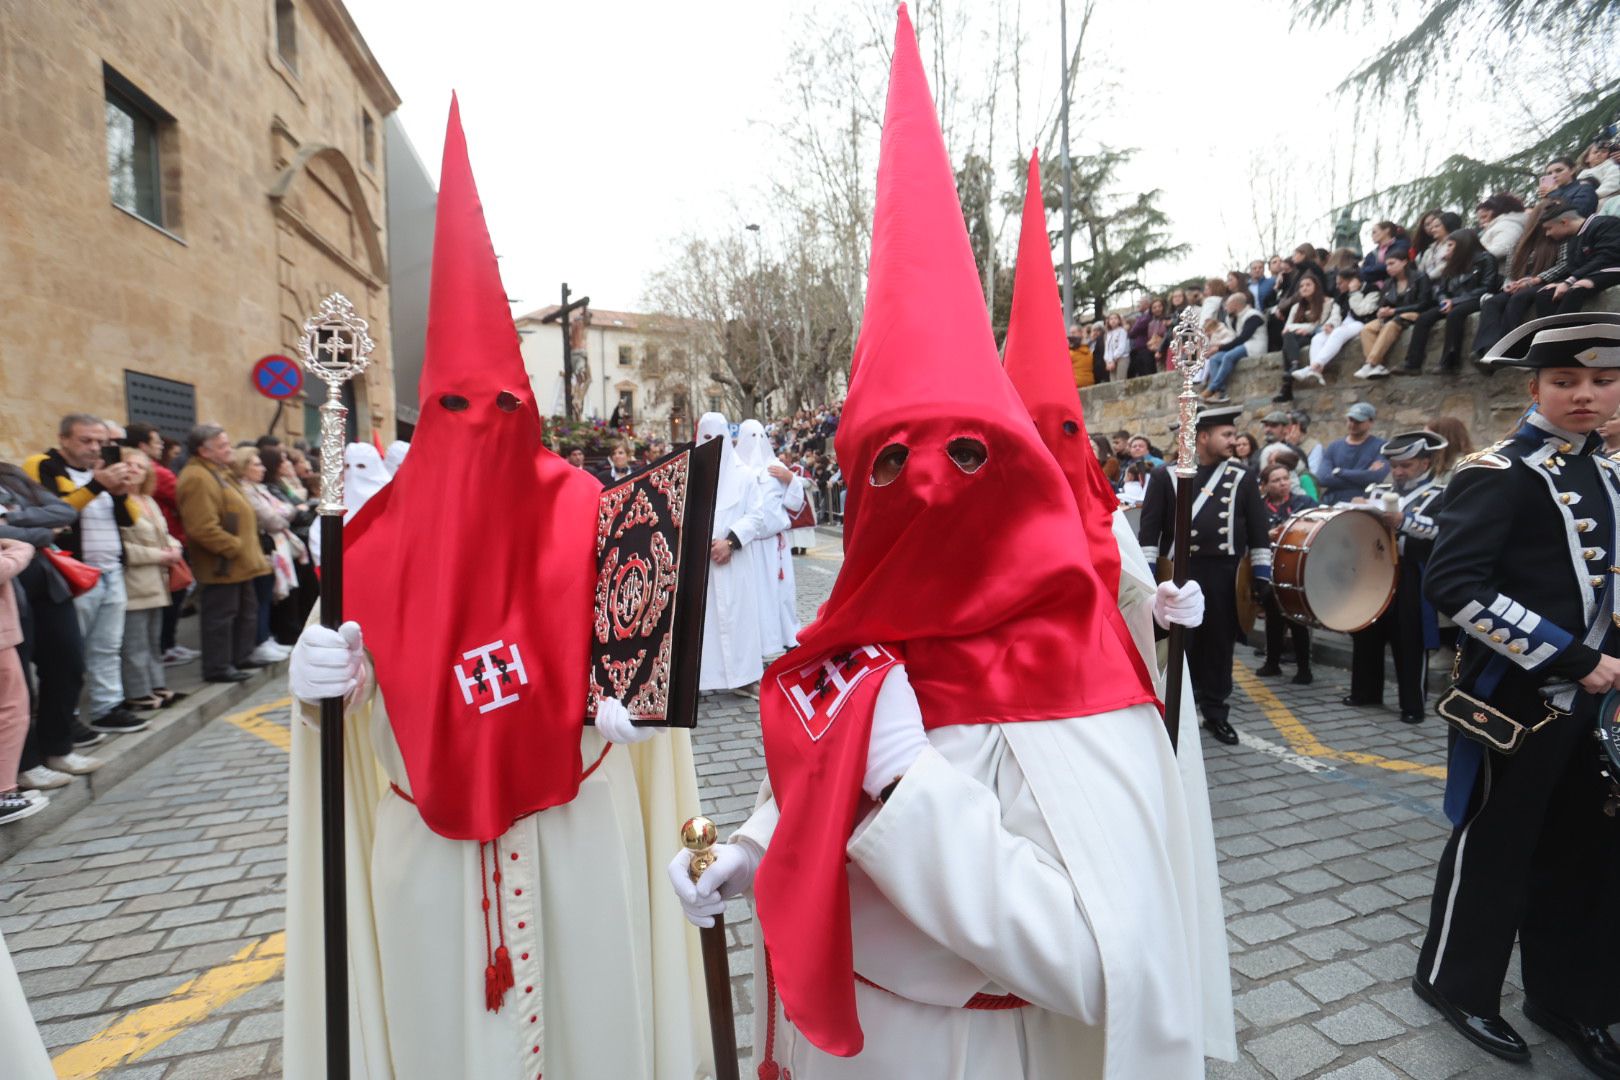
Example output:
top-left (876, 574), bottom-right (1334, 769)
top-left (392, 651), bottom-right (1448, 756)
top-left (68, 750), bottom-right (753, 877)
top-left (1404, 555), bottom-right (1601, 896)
top-left (101, 444), bottom-right (122, 468)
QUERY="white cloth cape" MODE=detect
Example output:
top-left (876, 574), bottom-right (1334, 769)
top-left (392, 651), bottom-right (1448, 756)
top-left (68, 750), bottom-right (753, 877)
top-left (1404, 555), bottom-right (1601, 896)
top-left (0, 928), bottom-right (52, 1079)
top-left (696, 415), bottom-right (766, 690)
top-left (725, 512), bottom-right (1235, 1078)
top-left (283, 665), bottom-right (715, 1080)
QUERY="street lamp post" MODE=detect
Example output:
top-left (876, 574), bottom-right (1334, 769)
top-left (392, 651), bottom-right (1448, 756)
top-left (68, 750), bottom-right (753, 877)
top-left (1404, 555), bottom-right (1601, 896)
top-left (1058, 0), bottom-right (1076, 327)
top-left (745, 224), bottom-right (767, 417)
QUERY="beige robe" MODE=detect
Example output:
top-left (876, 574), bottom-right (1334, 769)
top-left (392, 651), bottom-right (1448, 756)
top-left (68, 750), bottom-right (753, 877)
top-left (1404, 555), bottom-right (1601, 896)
top-left (283, 664), bottom-right (715, 1080)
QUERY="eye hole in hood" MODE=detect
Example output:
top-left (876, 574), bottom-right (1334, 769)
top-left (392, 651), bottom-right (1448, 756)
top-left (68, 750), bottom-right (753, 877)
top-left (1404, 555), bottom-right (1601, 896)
top-left (496, 391), bottom-right (520, 412)
top-left (440, 394), bottom-right (470, 412)
top-left (947, 437), bottom-right (987, 473)
top-left (871, 443), bottom-right (908, 486)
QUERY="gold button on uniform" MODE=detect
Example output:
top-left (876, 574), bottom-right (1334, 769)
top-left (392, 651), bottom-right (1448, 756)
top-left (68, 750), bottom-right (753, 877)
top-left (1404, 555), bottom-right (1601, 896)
top-left (1560, 493), bottom-right (1573, 504)
top-left (1509, 643), bottom-right (1523, 654)
top-left (1475, 622), bottom-right (1490, 632)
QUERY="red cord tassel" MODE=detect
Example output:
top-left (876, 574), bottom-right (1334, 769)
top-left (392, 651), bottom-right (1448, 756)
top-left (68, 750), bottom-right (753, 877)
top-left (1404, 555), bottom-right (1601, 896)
top-left (493, 945), bottom-right (515, 998)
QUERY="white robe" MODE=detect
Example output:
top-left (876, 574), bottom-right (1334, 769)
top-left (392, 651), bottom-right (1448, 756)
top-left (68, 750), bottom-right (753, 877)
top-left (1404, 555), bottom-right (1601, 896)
top-left (283, 666), bottom-right (715, 1080)
top-left (741, 470), bottom-right (802, 656)
top-left (1111, 507), bottom-right (1237, 1062)
top-left (0, 928), bottom-right (52, 1080)
top-left (725, 513), bottom-right (1235, 1077)
top-left (735, 669), bottom-right (1204, 1079)
top-left (698, 461), bottom-right (767, 692)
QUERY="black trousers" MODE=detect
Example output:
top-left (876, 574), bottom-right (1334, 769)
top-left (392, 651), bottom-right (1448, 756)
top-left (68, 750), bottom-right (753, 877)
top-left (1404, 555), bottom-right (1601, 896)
top-left (15, 560), bottom-right (85, 768)
top-left (1263, 590), bottom-right (1310, 670)
top-left (1126, 347), bottom-right (1157, 379)
top-left (1417, 697), bottom-right (1620, 1023)
top-left (1533, 282), bottom-right (1613, 318)
top-left (1403, 298), bottom-right (1481, 371)
top-left (199, 581), bottom-right (258, 677)
top-left (1277, 332), bottom-right (1311, 398)
top-left (1348, 565), bottom-right (1428, 716)
top-left (1186, 555), bottom-right (1240, 724)
top-left (1473, 289), bottom-right (1539, 358)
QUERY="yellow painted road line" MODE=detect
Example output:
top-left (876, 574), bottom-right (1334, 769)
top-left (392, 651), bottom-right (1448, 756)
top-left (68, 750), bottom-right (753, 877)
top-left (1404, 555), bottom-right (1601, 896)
top-left (226, 697), bottom-right (293, 751)
top-left (51, 933), bottom-right (286, 1079)
top-left (1233, 665), bottom-right (1446, 780)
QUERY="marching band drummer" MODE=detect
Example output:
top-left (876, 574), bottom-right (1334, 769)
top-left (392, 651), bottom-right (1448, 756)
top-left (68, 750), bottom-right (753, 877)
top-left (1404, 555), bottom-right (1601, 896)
top-left (1414, 312), bottom-right (1620, 1078)
top-left (1138, 405), bottom-right (1272, 746)
top-left (1343, 430), bottom-right (1448, 724)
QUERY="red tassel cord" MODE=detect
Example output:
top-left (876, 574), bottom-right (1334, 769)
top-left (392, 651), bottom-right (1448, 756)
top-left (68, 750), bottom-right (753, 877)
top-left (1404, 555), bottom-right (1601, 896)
top-left (480, 839), bottom-right (515, 1012)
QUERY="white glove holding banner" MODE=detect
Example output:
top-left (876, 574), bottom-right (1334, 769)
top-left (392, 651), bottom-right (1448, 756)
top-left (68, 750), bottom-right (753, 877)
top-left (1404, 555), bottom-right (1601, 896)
top-left (289, 621), bottom-right (365, 706)
top-left (666, 840), bottom-right (761, 928)
top-left (1153, 580), bottom-right (1206, 629)
top-left (594, 697), bottom-right (659, 744)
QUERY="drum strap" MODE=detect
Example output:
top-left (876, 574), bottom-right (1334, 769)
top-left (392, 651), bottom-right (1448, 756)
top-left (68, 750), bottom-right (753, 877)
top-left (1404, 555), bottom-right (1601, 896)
top-left (1190, 460), bottom-right (1230, 522)
top-left (1543, 577), bottom-right (1614, 713)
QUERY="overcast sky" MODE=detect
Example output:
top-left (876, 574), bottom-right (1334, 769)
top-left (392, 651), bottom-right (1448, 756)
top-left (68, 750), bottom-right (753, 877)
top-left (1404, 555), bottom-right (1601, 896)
top-left (342, 0), bottom-right (1493, 314)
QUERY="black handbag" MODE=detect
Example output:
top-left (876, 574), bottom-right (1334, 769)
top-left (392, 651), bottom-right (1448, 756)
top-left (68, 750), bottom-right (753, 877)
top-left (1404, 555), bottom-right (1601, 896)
top-left (1434, 659), bottom-right (1559, 755)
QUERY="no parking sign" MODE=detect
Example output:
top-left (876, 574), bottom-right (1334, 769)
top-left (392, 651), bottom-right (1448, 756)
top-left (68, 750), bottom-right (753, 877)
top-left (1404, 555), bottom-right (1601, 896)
top-left (251, 354), bottom-right (304, 400)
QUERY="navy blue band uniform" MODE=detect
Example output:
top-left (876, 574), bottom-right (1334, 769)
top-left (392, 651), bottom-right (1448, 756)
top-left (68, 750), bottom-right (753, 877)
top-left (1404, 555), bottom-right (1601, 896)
top-left (1138, 455), bottom-right (1272, 733)
top-left (1415, 411), bottom-right (1620, 1032)
top-left (1347, 452), bottom-right (1446, 722)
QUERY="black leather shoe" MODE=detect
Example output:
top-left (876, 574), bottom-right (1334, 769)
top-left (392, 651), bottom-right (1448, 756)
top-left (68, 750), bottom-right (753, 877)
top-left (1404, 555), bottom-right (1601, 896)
top-left (1341, 695), bottom-right (1383, 707)
top-left (1523, 999), bottom-right (1620, 1078)
top-left (1202, 717), bottom-right (1239, 745)
top-left (237, 659), bottom-right (269, 670)
top-left (1291, 669), bottom-right (1314, 685)
top-left (1400, 711), bottom-right (1425, 725)
top-left (1255, 663), bottom-right (1283, 677)
top-left (205, 669), bottom-right (253, 684)
top-left (1412, 975), bottom-right (1529, 1062)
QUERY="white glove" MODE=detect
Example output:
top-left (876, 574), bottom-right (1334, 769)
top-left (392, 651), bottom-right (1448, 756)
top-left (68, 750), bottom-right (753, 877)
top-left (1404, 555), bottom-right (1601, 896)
top-left (289, 622), bottom-right (364, 706)
top-left (666, 840), bottom-right (761, 928)
top-left (1153, 580), bottom-right (1205, 629)
top-left (595, 697), bottom-right (658, 744)
top-left (863, 696), bottom-right (927, 800)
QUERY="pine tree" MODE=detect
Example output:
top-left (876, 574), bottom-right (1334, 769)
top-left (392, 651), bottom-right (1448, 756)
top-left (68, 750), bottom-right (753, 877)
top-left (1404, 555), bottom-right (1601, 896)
top-left (1296, 0), bottom-right (1620, 215)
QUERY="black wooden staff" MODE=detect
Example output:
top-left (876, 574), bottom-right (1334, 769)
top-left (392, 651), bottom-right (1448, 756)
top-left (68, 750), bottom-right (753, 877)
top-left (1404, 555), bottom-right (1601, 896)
top-left (681, 816), bottom-right (741, 1080)
top-left (299, 293), bottom-right (376, 1080)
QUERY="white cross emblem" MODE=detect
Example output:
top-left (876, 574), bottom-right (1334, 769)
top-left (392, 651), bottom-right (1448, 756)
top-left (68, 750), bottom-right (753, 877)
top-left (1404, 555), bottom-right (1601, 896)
top-left (453, 640), bottom-right (530, 714)
top-left (779, 645), bottom-right (894, 740)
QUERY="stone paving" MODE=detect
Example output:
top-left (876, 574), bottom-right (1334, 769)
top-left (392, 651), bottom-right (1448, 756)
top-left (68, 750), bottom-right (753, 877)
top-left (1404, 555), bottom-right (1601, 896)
top-left (2, 526), bottom-right (1604, 1077)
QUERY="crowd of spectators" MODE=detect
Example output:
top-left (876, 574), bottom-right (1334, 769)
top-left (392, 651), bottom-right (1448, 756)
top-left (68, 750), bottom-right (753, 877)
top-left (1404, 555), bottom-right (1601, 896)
top-left (0, 416), bottom-right (329, 822)
top-left (1065, 140), bottom-right (1620, 401)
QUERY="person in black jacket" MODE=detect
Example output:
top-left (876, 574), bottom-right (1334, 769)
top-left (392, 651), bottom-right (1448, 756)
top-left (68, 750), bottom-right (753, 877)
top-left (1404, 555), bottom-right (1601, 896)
top-left (0, 462), bottom-right (97, 789)
top-left (1414, 312), bottom-right (1620, 1075)
top-left (1474, 198), bottom-right (1620, 357)
top-left (1137, 405), bottom-right (1273, 745)
top-left (1398, 228), bottom-right (1502, 374)
top-left (1529, 203), bottom-right (1620, 318)
top-left (1357, 250), bottom-right (1435, 378)
top-left (1254, 460), bottom-right (1315, 683)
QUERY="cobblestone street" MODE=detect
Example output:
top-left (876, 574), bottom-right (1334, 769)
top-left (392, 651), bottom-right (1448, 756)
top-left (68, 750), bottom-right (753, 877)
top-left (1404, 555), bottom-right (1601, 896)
top-left (1, 527), bottom-right (1600, 1077)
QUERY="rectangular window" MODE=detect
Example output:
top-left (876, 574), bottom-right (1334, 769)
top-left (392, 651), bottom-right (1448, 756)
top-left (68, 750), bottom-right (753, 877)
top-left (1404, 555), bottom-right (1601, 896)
top-left (617, 390), bottom-right (635, 422)
top-left (617, 344), bottom-right (634, 366)
top-left (104, 68), bottom-right (167, 226)
top-left (644, 343), bottom-right (660, 366)
top-left (276, 0), bottom-right (298, 72)
top-left (362, 109), bottom-right (376, 170)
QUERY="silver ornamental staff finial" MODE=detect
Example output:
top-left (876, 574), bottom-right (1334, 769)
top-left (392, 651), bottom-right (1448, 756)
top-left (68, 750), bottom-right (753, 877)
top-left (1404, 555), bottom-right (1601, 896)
top-left (1169, 307), bottom-right (1210, 477)
top-left (298, 294), bottom-right (376, 515)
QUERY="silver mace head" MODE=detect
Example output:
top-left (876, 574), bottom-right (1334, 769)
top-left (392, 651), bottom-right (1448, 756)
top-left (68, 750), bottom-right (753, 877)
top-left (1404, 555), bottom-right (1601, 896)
top-left (1169, 307), bottom-right (1210, 475)
top-left (298, 293), bottom-right (376, 514)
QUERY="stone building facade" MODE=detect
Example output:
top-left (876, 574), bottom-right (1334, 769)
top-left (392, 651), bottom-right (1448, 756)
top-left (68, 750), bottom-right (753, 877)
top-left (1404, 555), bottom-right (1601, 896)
top-left (516, 305), bottom-right (705, 442)
top-left (0, 0), bottom-right (399, 460)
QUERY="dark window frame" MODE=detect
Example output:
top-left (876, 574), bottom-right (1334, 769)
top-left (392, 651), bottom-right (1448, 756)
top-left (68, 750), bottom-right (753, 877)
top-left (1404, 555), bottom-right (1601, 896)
top-left (275, 0), bottom-right (299, 72)
top-left (103, 66), bottom-right (170, 227)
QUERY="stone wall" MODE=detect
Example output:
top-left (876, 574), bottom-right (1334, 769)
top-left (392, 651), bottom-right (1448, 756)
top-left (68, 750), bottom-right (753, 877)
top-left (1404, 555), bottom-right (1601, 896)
top-left (0, 0), bottom-right (400, 460)
top-left (1079, 289), bottom-right (1620, 447)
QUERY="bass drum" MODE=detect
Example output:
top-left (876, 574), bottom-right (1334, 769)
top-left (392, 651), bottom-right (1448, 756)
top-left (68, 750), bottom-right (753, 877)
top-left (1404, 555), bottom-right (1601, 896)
top-left (1272, 506), bottom-right (1398, 632)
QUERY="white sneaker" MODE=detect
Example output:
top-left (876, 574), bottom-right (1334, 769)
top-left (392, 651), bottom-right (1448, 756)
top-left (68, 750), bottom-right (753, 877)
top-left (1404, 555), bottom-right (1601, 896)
top-left (1291, 367), bottom-right (1325, 384)
top-left (18, 766), bottom-right (72, 790)
top-left (248, 642), bottom-right (289, 665)
top-left (162, 646), bottom-right (198, 666)
top-left (46, 753), bottom-right (104, 776)
top-left (1351, 364), bottom-right (1372, 379)
top-left (1365, 365), bottom-right (1390, 379)
top-left (19, 788), bottom-right (47, 804)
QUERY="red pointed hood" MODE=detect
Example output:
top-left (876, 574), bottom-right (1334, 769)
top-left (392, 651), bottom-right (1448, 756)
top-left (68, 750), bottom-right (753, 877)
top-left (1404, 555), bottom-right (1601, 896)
top-left (753, 12), bottom-right (1157, 1059)
top-left (342, 96), bottom-right (600, 842)
top-left (1003, 149), bottom-right (1128, 598)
